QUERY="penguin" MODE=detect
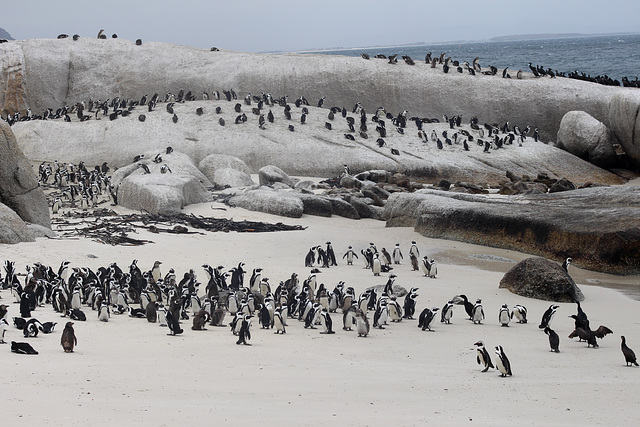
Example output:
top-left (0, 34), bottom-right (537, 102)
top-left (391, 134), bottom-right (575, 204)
top-left (494, 346), bottom-right (512, 377)
top-left (342, 305), bottom-right (356, 331)
top-left (562, 257), bottom-right (572, 273)
top-left (409, 253), bottom-right (419, 271)
top-left (273, 307), bottom-right (286, 334)
top-left (23, 318), bottom-right (42, 337)
top-left (323, 242), bottom-right (336, 266)
top-left (417, 307), bottom-right (439, 331)
top-left (236, 314), bottom-right (252, 345)
top-left (40, 321), bottom-right (57, 334)
top-left (440, 300), bottom-right (454, 324)
top-left (98, 302), bottom-right (110, 322)
top-left (544, 326), bottom-right (560, 353)
top-left (402, 289), bottom-right (418, 319)
top-left (151, 261), bottom-right (162, 283)
top-left (538, 304), bottom-right (559, 329)
top-left (319, 308), bottom-right (335, 334)
top-left (0, 318), bottom-right (8, 344)
top-left (69, 308), bottom-right (86, 321)
top-left (474, 341), bottom-right (494, 372)
top-left (11, 341), bottom-right (38, 355)
top-left (621, 336), bottom-right (639, 366)
top-left (355, 309), bottom-right (370, 337)
top-left (420, 256), bottom-right (431, 277)
top-left (387, 296), bottom-right (403, 322)
top-left (165, 308), bottom-right (183, 335)
top-left (372, 300), bottom-right (388, 329)
top-left (210, 301), bottom-right (227, 327)
top-left (427, 259), bottom-right (437, 278)
top-left (511, 304), bottom-right (528, 324)
top-left (409, 241), bottom-right (420, 258)
top-left (60, 322), bottom-right (77, 353)
top-left (499, 304), bottom-right (510, 327)
top-left (342, 246), bottom-right (358, 265)
top-left (304, 303), bottom-right (322, 329)
top-left (371, 254), bottom-right (382, 276)
top-left (472, 299), bottom-right (484, 324)
top-left (191, 309), bottom-right (210, 330)
top-left (305, 247), bottom-right (317, 267)
top-left (392, 244), bottom-right (403, 264)
top-left (146, 301), bottom-right (158, 323)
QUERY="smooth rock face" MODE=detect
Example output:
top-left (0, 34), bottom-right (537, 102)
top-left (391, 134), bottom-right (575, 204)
top-left (499, 257), bottom-right (584, 302)
top-left (384, 187), bottom-right (640, 274)
top-left (258, 165), bottom-right (297, 188)
top-left (327, 197), bottom-right (360, 219)
top-left (0, 202), bottom-right (35, 244)
top-left (608, 91), bottom-right (640, 168)
top-left (0, 121), bottom-right (50, 228)
top-left (289, 193), bottom-right (333, 217)
top-left (213, 168), bottom-right (254, 188)
top-left (117, 174), bottom-right (210, 215)
top-left (228, 189), bottom-right (304, 218)
top-left (556, 110), bottom-right (619, 168)
top-left (199, 154), bottom-right (251, 182)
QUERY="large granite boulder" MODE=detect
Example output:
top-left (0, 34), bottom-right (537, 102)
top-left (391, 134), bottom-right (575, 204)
top-left (0, 121), bottom-right (50, 228)
top-left (213, 168), bottom-right (255, 188)
top-left (117, 174), bottom-right (210, 215)
top-left (290, 193), bottom-right (333, 217)
top-left (199, 154), bottom-right (252, 182)
top-left (327, 197), bottom-right (360, 219)
top-left (608, 90), bottom-right (640, 168)
top-left (556, 110), bottom-right (619, 168)
top-left (258, 165), bottom-right (297, 188)
top-left (499, 257), bottom-right (584, 302)
top-left (228, 189), bottom-right (304, 218)
top-left (0, 203), bottom-right (35, 244)
top-left (385, 187), bottom-right (640, 274)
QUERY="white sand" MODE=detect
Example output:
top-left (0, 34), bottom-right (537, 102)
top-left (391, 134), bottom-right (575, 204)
top-left (1, 198), bottom-right (639, 426)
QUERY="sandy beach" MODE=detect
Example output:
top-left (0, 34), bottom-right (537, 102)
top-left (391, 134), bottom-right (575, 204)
top-left (1, 187), bottom-right (639, 427)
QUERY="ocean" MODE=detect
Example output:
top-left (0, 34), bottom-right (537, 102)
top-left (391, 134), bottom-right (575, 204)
top-left (300, 34), bottom-right (640, 84)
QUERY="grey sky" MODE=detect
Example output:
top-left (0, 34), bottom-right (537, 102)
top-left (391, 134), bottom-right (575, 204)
top-left (3, 0), bottom-right (639, 52)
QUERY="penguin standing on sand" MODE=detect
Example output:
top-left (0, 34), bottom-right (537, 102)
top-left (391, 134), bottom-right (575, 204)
top-left (494, 346), bottom-right (513, 377)
top-left (420, 256), bottom-right (432, 277)
top-left (355, 309), bottom-right (370, 337)
top-left (371, 254), bottom-right (382, 276)
top-left (373, 300), bottom-right (388, 329)
top-left (305, 247), bottom-right (317, 267)
top-left (165, 308), bottom-right (183, 335)
top-left (343, 246), bottom-right (358, 265)
top-left (418, 307), bottom-right (439, 331)
top-left (544, 326), bottom-right (560, 352)
top-left (441, 300), bottom-right (454, 324)
top-left (98, 302), bottom-right (110, 322)
top-left (409, 241), bottom-right (420, 259)
top-left (273, 307), bottom-right (286, 334)
top-left (380, 248), bottom-right (392, 266)
top-left (474, 341), bottom-right (494, 372)
top-left (472, 299), bottom-right (484, 324)
top-left (539, 305), bottom-right (559, 329)
top-left (60, 322), bottom-right (77, 352)
top-left (402, 289), bottom-right (418, 319)
top-left (236, 315), bottom-right (252, 345)
top-left (511, 304), bottom-right (528, 324)
top-left (392, 244), bottom-right (403, 264)
top-left (319, 308), bottom-right (335, 334)
top-left (499, 304), bottom-right (510, 327)
top-left (409, 253), bottom-right (419, 271)
top-left (0, 318), bottom-right (9, 344)
top-left (326, 242), bottom-right (337, 266)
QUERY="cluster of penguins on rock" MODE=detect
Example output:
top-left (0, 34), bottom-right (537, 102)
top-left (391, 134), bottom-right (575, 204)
top-left (360, 49), bottom-right (638, 88)
top-left (2, 250), bottom-right (638, 371)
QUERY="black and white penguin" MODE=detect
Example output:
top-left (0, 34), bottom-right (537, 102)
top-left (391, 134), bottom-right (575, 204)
top-left (474, 341), bottom-right (494, 372)
top-left (402, 289), bottom-right (418, 319)
top-left (165, 308), bottom-right (183, 335)
top-left (392, 244), bottom-right (403, 264)
top-left (494, 346), bottom-right (513, 377)
top-left (511, 304), bottom-right (528, 324)
top-left (355, 309), bottom-right (370, 337)
top-left (342, 246), bottom-right (358, 265)
top-left (23, 319), bottom-right (42, 337)
top-left (409, 253), bottom-right (419, 271)
top-left (380, 248), bottom-right (392, 266)
top-left (417, 307), bottom-right (439, 331)
top-left (427, 259), bottom-right (437, 278)
top-left (499, 304), bottom-right (510, 327)
top-left (98, 302), bottom-right (110, 322)
top-left (387, 296), bottom-right (403, 322)
top-left (562, 257), bottom-right (572, 273)
top-left (372, 300), bottom-right (388, 329)
top-left (371, 254), bottom-right (382, 276)
top-left (273, 307), bottom-right (286, 334)
top-left (544, 326), bottom-right (560, 353)
top-left (472, 299), bottom-right (484, 325)
top-left (440, 300), bottom-right (454, 324)
top-left (319, 308), bottom-right (335, 334)
top-left (0, 318), bottom-right (8, 344)
top-left (538, 304), bottom-right (559, 329)
top-left (305, 247), bottom-right (317, 267)
top-left (40, 321), bottom-right (57, 334)
top-left (236, 314), bottom-right (252, 345)
top-left (342, 305), bottom-right (356, 331)
top-left (11, 341), bottom-right (38, 355)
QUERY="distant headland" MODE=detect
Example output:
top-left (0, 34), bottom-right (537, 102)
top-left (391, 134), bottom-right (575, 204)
top-left (0, 27), bottom-right (14, 40)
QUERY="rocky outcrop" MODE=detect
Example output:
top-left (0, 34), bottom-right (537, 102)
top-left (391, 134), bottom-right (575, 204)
top-left (556, 110), bottom-right (619, 168)
top-left (499, 257), bottom-right (584, 302)
top-left (0, 203), bottom-right (35, 244)
top-left (117, 174), bottom-right (210, 215)
top-left (385, 187), bottom-right (640, 274)
top-left (199, 154), bottom-right (252, 181)
top-left (213, 168), bottom-right (254, 188)
top-left (228, 189), bottom-right (304, 218)
top-left (608, 91), bottom-right (640, 168)
top-left (258, 165), bottom-right (297, 188)
top-left (0, 121), bottom-right (50, 229)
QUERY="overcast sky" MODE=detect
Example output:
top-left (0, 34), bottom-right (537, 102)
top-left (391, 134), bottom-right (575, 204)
top-left (3, 0), bottom-right (639, 52)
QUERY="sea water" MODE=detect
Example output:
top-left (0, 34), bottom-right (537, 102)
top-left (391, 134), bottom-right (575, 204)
top-left (301, 34), bottom-right (640, 83)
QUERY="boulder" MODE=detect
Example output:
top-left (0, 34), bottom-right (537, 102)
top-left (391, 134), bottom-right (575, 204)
top-left (213, 168), bottom-right (255, 188)
top-left (499, 257), bottom-right (584, 302)
top-left (198, 154), bottom-right (251, 182)
top-left (608, 90), bottom-right (640, 168)
top-left (0, 121), bottom-right (50, 228)
top-left (556, 110), bottom-right (619, 168)
top-left (548, 178), bottom-right (576, 193)
top-left (258, 165), bottom-right (297, 188)
top-left (117, 173), bottom-right (210, 215)
top-left (384, 187), bottom-right (640, 274)
top-left (0, 203), bottom-right (35, 244)
top-left (361, 187), bottom-right (385, 207)
top-left (327, 197), bottom-right (360, 219)
top-left (349, 197), bottom-right (374, 219)
top-left (228, 189), bottom-right (304, 218)
top-left (290, 193), bottom-right (333, 217)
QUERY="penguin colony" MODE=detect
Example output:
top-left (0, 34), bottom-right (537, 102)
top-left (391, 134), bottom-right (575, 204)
top-left (1, 251), bottom-right (633, 373)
